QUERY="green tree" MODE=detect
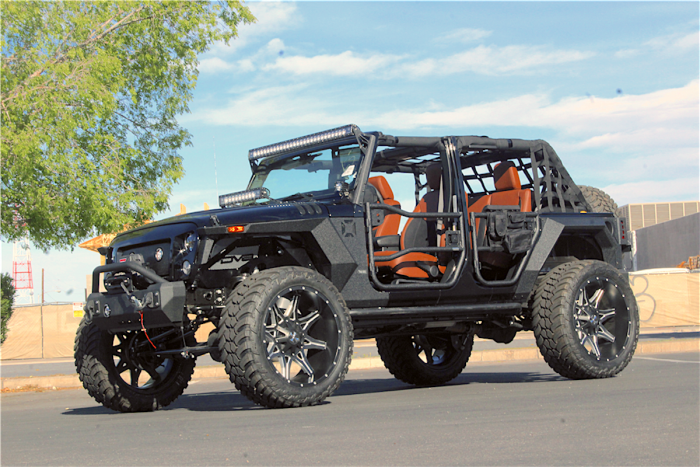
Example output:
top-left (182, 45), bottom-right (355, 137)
top-left (1, 1), bottom-right (254, 250)
top-left (1, 273), bottom-right (16, 344)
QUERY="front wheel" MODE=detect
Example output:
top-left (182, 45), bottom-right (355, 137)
top-left (377, 332), bottom-right (474, 386)
top-left (74, 320), bottom-right (196, 412)
top-left (217, 267), bottom-right (353, 408)
top-left (532, 260), bottom-right (639, 379)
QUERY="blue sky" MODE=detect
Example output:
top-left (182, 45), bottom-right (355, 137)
top-left (3, 1), bottom-right (698, 304)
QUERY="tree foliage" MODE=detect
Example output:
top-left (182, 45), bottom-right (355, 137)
top-left (1, 1), bottom-right (254, 250)
top-left (1, 273), bottom-right (16, 344)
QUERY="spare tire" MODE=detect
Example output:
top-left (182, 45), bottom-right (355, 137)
top-left (579, 185), bottom-right (618, 214)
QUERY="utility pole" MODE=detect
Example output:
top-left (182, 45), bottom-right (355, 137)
top-left (40, 268), bottom-right (45, 358)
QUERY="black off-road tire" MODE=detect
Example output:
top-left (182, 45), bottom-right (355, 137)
top-left (74, 318), bottom-right (196, 412)
top-left (376, 333), bottom-right (474, 386)
top-left (579, 185), bottom-right (618, 214)
top-left (532, 260), bottom-right (639, 379)
top-left (217, 267), bottom-right (353, 408)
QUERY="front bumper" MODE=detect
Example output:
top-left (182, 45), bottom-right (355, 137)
top-left (85, 262), bottom-right (186, 331)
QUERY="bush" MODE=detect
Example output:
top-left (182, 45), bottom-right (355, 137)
top-left (1, 273), bottom-right (16, 344)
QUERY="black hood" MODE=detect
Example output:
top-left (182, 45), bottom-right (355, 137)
top-left (113, 201), bottom-right (331, 243)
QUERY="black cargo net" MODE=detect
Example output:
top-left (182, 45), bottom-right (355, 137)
top-left (459, 144), bottom-right (589, 213)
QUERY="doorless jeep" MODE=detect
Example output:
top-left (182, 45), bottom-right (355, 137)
top-left (75, 125), bottom-right (639, 412)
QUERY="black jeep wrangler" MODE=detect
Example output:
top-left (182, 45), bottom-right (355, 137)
top-left (75, 125), bottom-right (638, 412)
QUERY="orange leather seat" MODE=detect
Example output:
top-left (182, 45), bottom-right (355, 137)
top-left (368, 176), bottom-right (402, 237)
top-left (468, 161), bottom-right (531, 216)
top-left (374, 165), bottom-right (443, 279)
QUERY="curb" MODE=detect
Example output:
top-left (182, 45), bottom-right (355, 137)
top-left (2, 338), bottom-right (698, 392)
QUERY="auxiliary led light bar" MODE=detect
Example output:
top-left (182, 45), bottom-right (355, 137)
top-left (248, 124), bottom-right (357, 161)
top-left (219, 187), bottom-right (270, 208)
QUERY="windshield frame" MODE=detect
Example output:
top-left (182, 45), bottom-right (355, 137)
top-left (245, 136), bottom-right (366, 204)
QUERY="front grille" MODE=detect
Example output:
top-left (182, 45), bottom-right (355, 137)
top-left (116, 241), bottom-right (171, 278)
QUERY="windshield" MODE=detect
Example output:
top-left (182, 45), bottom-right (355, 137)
top-left (247, 145), bottom-right (363, 202)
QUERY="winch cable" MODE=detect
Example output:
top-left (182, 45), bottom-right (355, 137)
top-left (139, 310), bottom-right (157, 350)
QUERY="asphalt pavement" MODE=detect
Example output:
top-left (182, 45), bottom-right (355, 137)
top-left (1, 352), bottom-right (698, 466)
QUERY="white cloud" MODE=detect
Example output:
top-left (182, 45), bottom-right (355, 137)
top-left (260, 43), bottom-right (594, 79)
top-left (616, 30), bottom-right (698, 59)
top-left (602, 177), bottom-right (699, 206)
top-left (368, 80), bottom-right (699, 137)
top-left (246, 2), bottom-right (300, 36)
top-left (265, 38), bottom-right (286, 56)
top-left (264, 50), bottom-right (404, 76)
top-left (401, 45), bottom-right (595, 77)
top-left (186, 84), bottom-right (358, 127)
top-left (190, 80), bottom-right (699, 146)
top-left (614, 49), bottom-right (640, 59)
top-left (199, 57), bottom-right (235, 74)
top-left (187, 79), bottom-right (698, 193)
top-left (645, 30), bottom-right (699, 51)
top-left (198, 57), bottom-right (257, 75)
top-left (199, 3), bottom-right (299, 73)
top-left (434, 28), bottom-right (492, 43)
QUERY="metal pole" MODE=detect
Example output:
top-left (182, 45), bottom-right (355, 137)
top-left (41, 268), bottom-right (44, 359)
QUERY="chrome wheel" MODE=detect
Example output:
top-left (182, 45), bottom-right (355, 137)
top-left (377, 332), bottom-right (474, 386)
top-left (263, 286), bottom-right (341, 386)
top-left (413, 335), bottom-right (462, 366)
top-left (574, 276), bottom-right (631, 361)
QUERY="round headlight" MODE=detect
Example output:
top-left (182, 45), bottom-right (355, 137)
top-left (181, 260), bottom-right (192, 277)
top-left (184, 233), bottom-right (197, 252)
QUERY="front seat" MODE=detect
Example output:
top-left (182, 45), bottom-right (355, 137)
top-left (367, 176), bottom-right (402, 238)
top-left (374, 164), bottom-right (444, 280)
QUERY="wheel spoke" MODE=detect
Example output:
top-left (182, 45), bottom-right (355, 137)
top-left (599, 309), bottom-right (616, 323)
top-left (303, 335), bottom-right (327, 351)
top-left (576, 311), bottom-right (591, 322)
top-left (576, 289), bottom-right (589, 308)
top-left (268, 348), bottom-right (283, 361)
top-left (293, 351), bottom-right (315, 380)
top-left (590, 288), bottom-right (605, 308)
top-left (589, 334), bottom-right (601, 357)
top-left (596, 326), bottom-right (616, 343)
top-left (298, 310), bottom-right (321, 332)
top-left (115, 358), bottom-right (128, 373)
top-left (280, 355), bottom-right (293, 380)
top-left (129, 367), bottom-right (141, 386)
top-left (271, 303), bottom-right (287, 325)
top-left (286, 294), bottom-right (299, 321)
top-left (423, 344), bottom-right (434, 364)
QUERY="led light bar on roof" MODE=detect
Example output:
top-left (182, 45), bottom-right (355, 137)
top-left (248, 124), bottom-right (357, 161)
top-left (219, 187), bottom-right (270, 208)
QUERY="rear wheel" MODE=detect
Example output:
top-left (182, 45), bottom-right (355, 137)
top-left (217, 267), bottom-right (353, 408)
top-left (377, 332), bottom-right (474, 386)
top-left (74, 320), bottom-right (196, 412)
top-left (532, 260), bottom-right (639, 379)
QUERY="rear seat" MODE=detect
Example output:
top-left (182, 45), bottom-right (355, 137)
top-left (467, 161), bottom-right (533, 269)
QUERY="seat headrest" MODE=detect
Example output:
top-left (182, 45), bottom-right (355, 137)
top-left (426, 163), bottom-right (442, 191)
top-left (368, 176), bottom-right (394, 200)
top-left (494, 161), bottom-right (521, 191)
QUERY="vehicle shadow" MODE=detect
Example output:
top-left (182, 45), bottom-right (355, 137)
top-left (333, 370), bottom-right (563, 398)
top-left (62, 390), bottom-right (264, 415)
top-left (63, 370), bottom-right (563, 414)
